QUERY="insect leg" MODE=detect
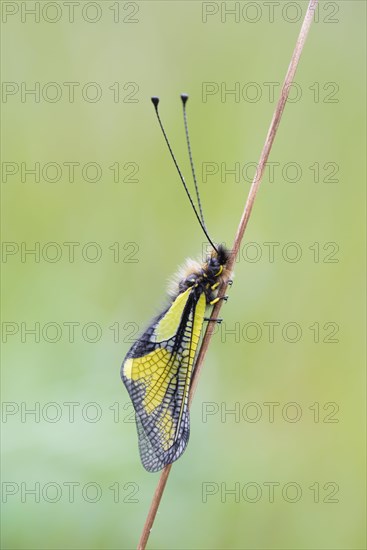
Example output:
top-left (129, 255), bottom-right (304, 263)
top-left (204, 317), bottom-right (223, 324)
top-left (209, 295), bottom-right (228, 305)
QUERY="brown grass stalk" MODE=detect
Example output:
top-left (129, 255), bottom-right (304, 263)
top-left (137, 1), bottom-right (319, 547)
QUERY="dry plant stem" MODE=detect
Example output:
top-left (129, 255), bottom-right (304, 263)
top-left (137, 1), bottom-right (318, 548)
top-left (191, 0), bottom-right (318, 400)
top-left (137, 464), bottom-right (172, 550)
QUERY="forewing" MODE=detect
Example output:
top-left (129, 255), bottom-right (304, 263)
top-left (121, 288), bottom-right (206, 472)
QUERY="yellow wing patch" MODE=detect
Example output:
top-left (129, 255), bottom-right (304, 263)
top-left (123, 348), bottom-right (175, 413)
top-left (121, 289), bottom-right (206, 472)
top-left (154, 288), bottom-right (192, 341)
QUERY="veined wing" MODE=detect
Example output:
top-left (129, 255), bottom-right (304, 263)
top-left (121, 288), bottom-right (206, 472)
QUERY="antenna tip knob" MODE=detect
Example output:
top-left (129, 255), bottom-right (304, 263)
top-left (151, 96), bottom-right (160, 108)
top-left (180, 93), bottom-right (189, 105)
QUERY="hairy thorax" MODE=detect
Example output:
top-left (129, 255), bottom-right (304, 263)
top-left (168, 245), bottom-right (231, 304)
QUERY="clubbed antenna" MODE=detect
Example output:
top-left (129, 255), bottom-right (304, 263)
top-left (151, 96), bottom-right (218, 252)
top-left (180, 93), bottom-right (207, 230)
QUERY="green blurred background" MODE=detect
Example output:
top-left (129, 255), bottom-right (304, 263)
top-left (1, 1), bottom-right (366, 548)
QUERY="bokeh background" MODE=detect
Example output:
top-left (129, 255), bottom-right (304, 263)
top-left (2, 1), bottom-right (366, 549)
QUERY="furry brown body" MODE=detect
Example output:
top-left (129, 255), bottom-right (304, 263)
top-left (169, 244), bottom-right (231, 305)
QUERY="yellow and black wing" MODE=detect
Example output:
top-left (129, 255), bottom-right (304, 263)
top-left (121, 287), bottom-right (206, 472)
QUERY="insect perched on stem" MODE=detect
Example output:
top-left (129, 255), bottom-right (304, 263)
top-left (121, 94), bottom-right (231, 472)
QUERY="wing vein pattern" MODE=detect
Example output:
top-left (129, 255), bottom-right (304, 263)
top-left (121, 288), bottom-right (206, 472)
